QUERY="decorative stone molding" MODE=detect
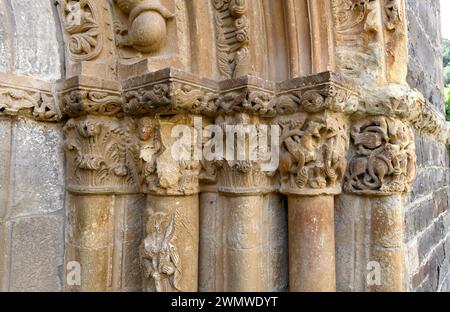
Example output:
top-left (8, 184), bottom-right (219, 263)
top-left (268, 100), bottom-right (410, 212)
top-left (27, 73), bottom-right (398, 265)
top-left (140, 211), bottom-right (182, 292)
top-left (0, 74), bottom-right (59, 122)
top-left (213, 0), bottom-right (250, 78)
top-left (278, 112), bottom-right (349, 196)
top-left (58, 0), bottom-right (103, 61)
top-left (58, 76), bottom-right (123, 118)
top-left (345, 116), bottom-right (416, 195)
top-left (113, 0), bottom-right (175, 54)
top-left (63, 117), bottom-right (140, 194)
top-left (121, 68), bottom-right (359, 118)
top-left (273, 72), bottom-right (359, 115)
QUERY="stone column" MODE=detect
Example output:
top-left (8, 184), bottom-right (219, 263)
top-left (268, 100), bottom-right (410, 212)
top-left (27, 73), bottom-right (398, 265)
top-left (344, 116), bottom-right (416, 292)
top-left (200, 112), bottom-right (288, 292)
top-left (287, 195), bottom-right (336, 291)
top-left (279, 112), bottom-right (349, 292)
top-left (138, 116), bottom-right (200, 292)
top-left (61, 78), bottom-right (144, 291)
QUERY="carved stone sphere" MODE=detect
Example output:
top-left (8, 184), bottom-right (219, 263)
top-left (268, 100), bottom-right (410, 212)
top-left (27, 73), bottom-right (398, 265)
top-left (130, 11), bottom-right (167, 53)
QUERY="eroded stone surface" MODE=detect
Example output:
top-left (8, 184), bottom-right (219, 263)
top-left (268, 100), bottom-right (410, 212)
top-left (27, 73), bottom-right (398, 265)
top-left (9, 215), bottom-right (64, 292)
top-left (11, 119), bottom-right (64, 218)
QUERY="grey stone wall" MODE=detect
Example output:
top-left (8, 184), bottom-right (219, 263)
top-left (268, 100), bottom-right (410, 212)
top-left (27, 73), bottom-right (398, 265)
top-left (0, 0), bottom-right (65, 292)
top-left (404, 0), bottom-right (450, 292)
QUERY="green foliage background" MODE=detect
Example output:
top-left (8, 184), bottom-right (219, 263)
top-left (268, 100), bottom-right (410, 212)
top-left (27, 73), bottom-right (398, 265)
top-left (444, 38), bottom-right (450, 120)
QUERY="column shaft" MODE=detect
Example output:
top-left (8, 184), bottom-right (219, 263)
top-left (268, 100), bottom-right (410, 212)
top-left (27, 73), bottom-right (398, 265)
top-left (288, 195), bottom-right (336, 292)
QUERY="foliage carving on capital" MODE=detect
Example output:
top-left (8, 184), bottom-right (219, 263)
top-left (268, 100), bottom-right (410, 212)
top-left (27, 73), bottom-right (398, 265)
top-left (63, 117), bottom-right (140, 193)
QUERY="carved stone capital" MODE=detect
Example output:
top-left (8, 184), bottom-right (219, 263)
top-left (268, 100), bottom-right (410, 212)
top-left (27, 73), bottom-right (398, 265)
top-left (217, 160), bottom-right (277, 195)
top-left (138, 115), bottom-right (201, 196)
top-left (278, 112), bottom-right (349, 196)
top-left (63, 116), bottom-right (140, 194)
top-left (344, 116), bottom-right (416, 195)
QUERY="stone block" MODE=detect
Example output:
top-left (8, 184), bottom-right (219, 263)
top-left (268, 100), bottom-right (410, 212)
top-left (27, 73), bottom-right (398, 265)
top-left (9, 214), bottom-right (64, 292)
top-left (9, 0), bottom-right (63, 80)
top-left (10, 119), bottom-right (65, 218)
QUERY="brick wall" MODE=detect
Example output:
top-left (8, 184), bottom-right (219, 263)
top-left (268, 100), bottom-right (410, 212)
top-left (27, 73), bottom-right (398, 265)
top-left (404, 0), bottom-right (450, 292)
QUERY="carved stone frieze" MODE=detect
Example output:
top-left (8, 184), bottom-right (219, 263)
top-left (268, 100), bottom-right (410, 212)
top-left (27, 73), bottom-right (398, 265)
top-left (0, 87), bottom-right (59, 122)
top-left (278, 113), bottom-right (349, 196)
top-left (113, 0), bottom-right (175, 54)
top-left (345, 116), bottom-right (416, 195)
top-left (0, 74), bottom-right (60, 122)
top-left (63, 116), bottom-right (140, 193)
top-left (213, 0), bottom-right (250, 78)
top-left (58, 0), bottom-right (103, 61)
top-left (140, 211), bottom-right (181, 292)
top-left (61, 90), bottom-right (123, 118)
top-left (138, 116), bottom-right (201, 196)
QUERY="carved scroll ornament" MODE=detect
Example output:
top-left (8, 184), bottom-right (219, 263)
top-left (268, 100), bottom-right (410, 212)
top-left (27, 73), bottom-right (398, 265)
top-left (59, 0), bottom-right (103, 61)
top-left (213, 0), bottom-right (250, 78)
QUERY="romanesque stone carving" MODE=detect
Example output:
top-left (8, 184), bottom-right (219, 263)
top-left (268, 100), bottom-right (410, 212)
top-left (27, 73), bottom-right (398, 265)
top-left (59, 0), bottom-right (102, 61)
top-left (113, 0), bottom-right (175, 54)
top-left (140, 211), bottom-right (181, 292)
top-left (331, 0), bottom-right (381, 79)
top-left (0, 88), bottom-right (59, 122)
top-left (213, 0), bottom-right (250, 78)
top-left (279, 114), bottom-right (349, 196)
top-left (62, 90), bottom-right (123, 117)
top-left (383, 0), bottom-right (401, 31)
top-left (217, 89), bottom-right (274, 116)
top-left (138, 117), bottom-right (201, 195)
top-left (345, 116), bottom-right (416, 195)
top-left (63, 117), bottom-right (140, 193)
